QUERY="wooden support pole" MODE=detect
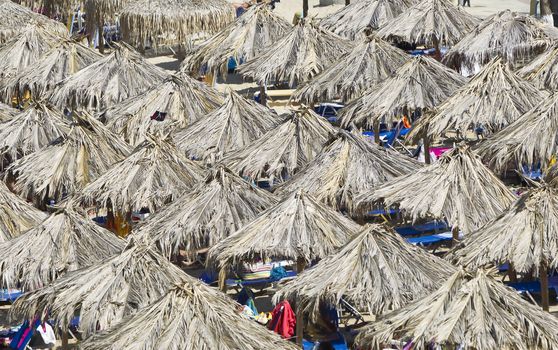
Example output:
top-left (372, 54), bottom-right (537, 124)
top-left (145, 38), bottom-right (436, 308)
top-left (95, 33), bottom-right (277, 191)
top-left (345, 0), bottom-right (350, 4)
top-left (423, 137), bottom-right (431, 164)
top-left (97, 20), bottom-right (105, 54)
top-left (530, 0), bottom-right (537, 15)
top-left (541, 262), bottom-right (550, 312)
top-left (259, 85), bottom-right (267, 107)
top-left (451, 226), bottom-right (459, 246)
top-left (508, 263), bottom-right (518, 283)
top-left (373, 121), bottom-right (381, 145)
top-left (295, 257), bottom-right (307, 346)
top-left (218, 267), bottom-right (227, 292)
top-left (302, 0), bottom-right (309, 18)
top-left (61, 331), bottom-right (69, 349)
top-left (433, 36), bottom-right (442, 62)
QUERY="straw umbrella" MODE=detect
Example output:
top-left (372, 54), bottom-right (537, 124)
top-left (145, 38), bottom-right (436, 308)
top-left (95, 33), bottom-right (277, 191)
top-left (0, 101), bottom-right (70, 164)
top-left (319, 0), bottom-right (412, 40)
top-left (101, 73), bottom-right (223, 146)
top-left (85, 0), bottom-right (130, 43)
top-left (444, 10), bottom-right (558, 71)
top-left (80, 275), bottom-right (300, 350)
top-left (48, 43), bottom-right (168, 112)
top-left (0, 181), bottom-right (46, 243)
top-left (275, 224), bottom-right (455, 318)
top-left (475, 92), bottom-right (558, 172)
top-left (223, 108), bottom-right (337, 183)
top-left (376, 0), bottom-right (478, 56)
top-left (11, 241), bottom-right (186, 336)
top-left (407, 58), bottom-right (547, 141)
top-left (174, 90), bottom-right (282, 163)
top-left (357, 268), bottom-right (558, 350)
top-left (275, 131), bottom-right (421, 214)
top-left (79, 135), bottom-right (205, 214)
top-left (0, 24), bottom-right (64, 84)
top-left (518, 46), bottom-right (558, 91)
top-left (0, 39), bottom-right (102, 102)
top-left (339, 55), bottom-right (467, 130)
top-left (0, 205), bottom-right (124, 290)
top-left (293, 34), bottom-right (410, 104)
top-left (238, 18), bottom-right (353, 87)
top-left (448, 182), bottom-right (558, 311)
top-left (0, 0), bottom-right (67, 45)
top-left (118, 0), bottom-right (235, 48)
top-left (183, 3), bottom-right (291, 77)
top-left (136, 165), bottom-right (277, 257)
top-left (6, 113), bottom-right (132, 203)
top-left (356, 144), bottom-right (516, 236)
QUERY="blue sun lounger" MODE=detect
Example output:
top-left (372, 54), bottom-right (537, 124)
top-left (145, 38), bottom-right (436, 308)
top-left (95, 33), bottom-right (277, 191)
top-left (396, 221), bottom-right (449, 237)
top-left (507, 276), bottom-right (558, 300)
top-left (303, 336), bottom-right (348, 350)
top-left (226, 270), bottom-right (297, 288)
top-left (406, 232), bottom-right (454, 246)
top-left (0, 289), bottom-right (22, 303)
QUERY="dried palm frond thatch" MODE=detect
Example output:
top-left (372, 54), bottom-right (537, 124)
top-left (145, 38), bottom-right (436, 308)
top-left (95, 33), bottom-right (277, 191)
top-left (238, 18), bottom-right (353, 86)
top-left (293, 35), bottom-right (410, 104)
top-left (183, 3), bottom-right (291, 77)
top-left (339, 55), bottom-right (467, 129)
top-left (275, 131), bottom-right (420, 214)
top-left (0, 181), bottom-right (46, 243)
top-left (376, 0), bottom-right (478, 47)
top-left (0, 0), bottom-right (67, 45)
top-left (85, 0), bottom-right (130, 38)
top-left (0, 24), bottom-right (64, 83)
top-left (0, 205), bottom-right (124, 290)
top-left (136, 165), bottom-right (277, 257)
top-left (7, 113), bottom-right (132, 202)
top-left (80, 135), bottom-right (205, 213)
top-left (320, 0), bottom-right (412, 39)
top-left (81, 276), bottom-right (299, 350)
top-left (407, 58), bottom-right (547, 141)
top-left (0, 101), bottom-right (70, 163)
top-left (174, 90), bottom-right (281, 163)
top-left (224, 108), bottom-right (337, 182)
top-left (475, 92), bottom-right (558, 172)
top-left (0, 39), bottom-right (102, 101)
top-left (11, 241), bottom-right (186, 336)
top-left (48, 43), bottom-right (168, 112)
top-left (208, 190), bottom-right (360, 268)
top-left (119, 0), bottom-right (235, 48)
top-left (518, 46), bottom-right (558, 91)
top-left (356, 145), bottom-right (516, 235)
top-left (448, 183), bottom-right (558, 275)
top-left (275, 224), bottom-right (455, 318)
top-left (101, 73), bottom-right (223, 146)
top-left (0, 102), bottom-right (19, 122)
top-left (444, 10), bottom-right (558, 71)
top-left (356, 269), bottom-right (558, 350)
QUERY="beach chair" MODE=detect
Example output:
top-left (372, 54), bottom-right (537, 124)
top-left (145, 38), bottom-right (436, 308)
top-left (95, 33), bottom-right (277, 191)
top-left (314, 103), bottom-right (343, 124)
top-left (395, 221), bottom-right (449, 237)
top-left (0, 289), bottom-right (23, 303)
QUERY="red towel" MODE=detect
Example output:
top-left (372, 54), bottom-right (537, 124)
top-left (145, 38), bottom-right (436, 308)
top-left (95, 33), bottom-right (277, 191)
top-left (268, 300), bottom-right (296, 339)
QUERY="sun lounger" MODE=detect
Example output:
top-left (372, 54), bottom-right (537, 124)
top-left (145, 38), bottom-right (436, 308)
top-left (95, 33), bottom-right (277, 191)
top-left (303, 335), bottom-right (348, 350)
top-left (367, 208), bottom-right (399, 216)
top-left (406, 233), bottom-right (454, 246)
top-left (395, 221), bottom-right (448, 237)
top-left (226, 270), bottom-right (297, 288)
top-left (507, 276), bottom-right (558, 299)
top-left (0, 289), bottom-right (22, 303)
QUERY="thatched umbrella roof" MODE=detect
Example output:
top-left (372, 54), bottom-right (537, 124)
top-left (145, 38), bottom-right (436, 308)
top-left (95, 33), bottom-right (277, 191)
top-left (275, 224), bottom-right (455, 318)
top-left (408, 58), bottom-right (547, 141)
top-left (0, 0), bottom-right (67, 45)
top-left (11, 241), bottom-right (185, 335)
top-left (376, 0), bottom-right (478, 47)
top-left (0, 102), bottom-right (18, 122)
top-left (119, 0), bottom-right (235, 48)
top-left (0, 101), bottom-right (70, 164)
top-left (293, 35), bottom-right (410, 104)
top-left (444, 10), bottom-right (558, 71)
top-left (7, 113), bottom-right (132, 202)
top-left (475, 92), bottom-right (558, 172)
top-left (356, 145), bottom-right (516, 234)
top-left (208, 190), bottom-right (360, 268)
top-left (174, 90), bottom-right (282, 163)
top-left (48, 43), bottom-right (168, 112)
top-left (356, 268), bottom-right (558, 350)
top-left (320, 0), bottom-right (412, 39)
top-left (0, 39), bottom-right (102, 101)
top-left (339, 55), bottom-right (467, 129)
top-left (136, 165), bottom-right (277, 257)
top-left (80, 135), bottom-right (205, 213)
top-left (449, 183), bottom-right (558, 275)
top-left (518, 46), bottom-right (558, 91)
top-left (183, 3), bottom-right (291, 77)
top-left (275, 131), bottom-right (421, 214)
top-left (81, 276), bottom-right (299, 350)
top-left (101, 73), bottom-right (223, 146)
top-left (84, 0), bottom-right (130, 39)
top-left (0, 181), bottom-right (46, 243)
top-left (0, 205), bottom-right (124, 290)
top-left (224, 108), bottom-right (337, 182)
top-left (0, 24), bottom-right (64, 83)
top-left (238, 18), bottom-right (353, 86)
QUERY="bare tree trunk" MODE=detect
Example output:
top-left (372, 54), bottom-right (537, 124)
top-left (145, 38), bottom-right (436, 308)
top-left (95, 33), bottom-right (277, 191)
top-left (541, 262), bottom-right (550, 312)
top-left (303, 0), bottom-right (309, 18)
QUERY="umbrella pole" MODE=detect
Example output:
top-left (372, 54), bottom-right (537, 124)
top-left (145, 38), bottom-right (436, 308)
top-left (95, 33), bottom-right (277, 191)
top-left (259, 84), bottom-right (267, 106)
top-left (451, 226), bottom-right (459, 246)
top-left (345, 0), bottom-right (350, 4)
top-left (508, 263), bottom-right (518, 283)
top-left (296, 257), bottom-right (306, 346)
top-left (433, 37), bottom-right (442, 62)
top-left (97, 20), bottom-right (105, 54)
top-left (373, 121), bottom-right (381, 145)
top-left (303, 0), bottom-right (308, 17)
top-left (423, 137), bottom-right (431, 164)
top-left (541, 262), bottom-right (550, 311)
